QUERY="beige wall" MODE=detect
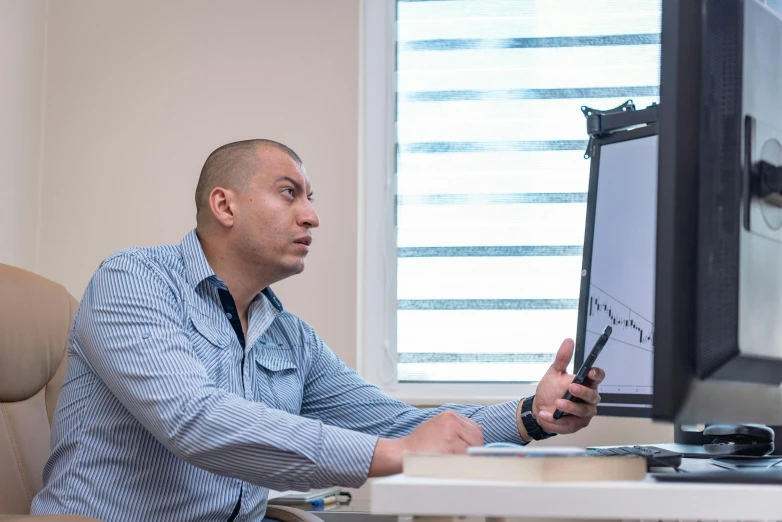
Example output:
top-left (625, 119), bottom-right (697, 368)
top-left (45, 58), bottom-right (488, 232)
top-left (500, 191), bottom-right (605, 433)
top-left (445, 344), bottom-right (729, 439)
top-left (536, 416), bottom-right (674, 447)
top-left (0, 0), bottom-right (47, 272)
top-left (5, 0), bottom-right (670, 446)
top-left (37, 0), bottom-right (361, 365)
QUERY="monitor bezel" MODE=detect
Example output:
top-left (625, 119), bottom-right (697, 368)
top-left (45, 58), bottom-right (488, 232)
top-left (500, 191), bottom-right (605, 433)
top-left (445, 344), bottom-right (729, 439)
top-left (575, 123), bottom-right (659, 419)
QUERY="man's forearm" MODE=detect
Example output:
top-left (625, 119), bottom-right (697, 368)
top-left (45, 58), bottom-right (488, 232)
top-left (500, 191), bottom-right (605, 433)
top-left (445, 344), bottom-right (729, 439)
top-left (368, 438), bottom-right (404, 477)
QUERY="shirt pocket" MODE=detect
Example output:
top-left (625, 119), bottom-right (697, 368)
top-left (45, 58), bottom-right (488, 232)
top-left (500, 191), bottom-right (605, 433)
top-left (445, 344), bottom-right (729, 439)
top-left (188, 309), bottom-right (231, 387)
top-left (255, 348), bottom-right (302, 415)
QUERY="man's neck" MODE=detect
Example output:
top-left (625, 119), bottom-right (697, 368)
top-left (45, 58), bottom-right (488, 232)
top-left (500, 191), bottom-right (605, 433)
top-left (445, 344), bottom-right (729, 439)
top-left (197, 231), bottom-right (269, 317)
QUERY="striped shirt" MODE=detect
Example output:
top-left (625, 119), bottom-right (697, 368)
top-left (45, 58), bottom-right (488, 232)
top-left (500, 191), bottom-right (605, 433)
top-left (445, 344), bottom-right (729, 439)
top-left (31, 230), bottom-right (524, 521)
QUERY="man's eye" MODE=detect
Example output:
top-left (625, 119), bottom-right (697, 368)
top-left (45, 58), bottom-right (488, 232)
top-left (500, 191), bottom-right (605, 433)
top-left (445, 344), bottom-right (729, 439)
top-left (283, 188), bottom-right (294, 197)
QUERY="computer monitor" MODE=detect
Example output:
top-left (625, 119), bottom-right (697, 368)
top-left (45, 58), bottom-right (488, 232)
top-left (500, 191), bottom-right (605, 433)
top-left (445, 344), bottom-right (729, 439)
top-left (654, 0), bottom-right (782, 425)
top-left (576, 115), bottom-right (659, 418)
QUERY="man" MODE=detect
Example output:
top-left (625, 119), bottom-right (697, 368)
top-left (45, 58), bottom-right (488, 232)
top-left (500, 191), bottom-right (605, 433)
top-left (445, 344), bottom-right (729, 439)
top-left (32, 139), bottom-right (604, 521)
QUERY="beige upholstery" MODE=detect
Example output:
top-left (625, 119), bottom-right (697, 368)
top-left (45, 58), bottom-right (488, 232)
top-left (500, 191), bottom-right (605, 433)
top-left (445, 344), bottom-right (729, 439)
top-left (0, 264), bottom-right (321, 522)
top-left (0, 264), bottom-right (79, 520)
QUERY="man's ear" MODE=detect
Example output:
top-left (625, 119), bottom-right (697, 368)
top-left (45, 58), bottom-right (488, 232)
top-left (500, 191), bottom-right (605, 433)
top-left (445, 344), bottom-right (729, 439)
top-left (209, 187), bottom-right (236, 228)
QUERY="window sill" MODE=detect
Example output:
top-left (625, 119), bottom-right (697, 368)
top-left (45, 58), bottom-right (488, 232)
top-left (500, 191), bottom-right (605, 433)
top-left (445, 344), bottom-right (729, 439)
top-left (388, 393), bottom-right (522, 407)
top-left (383, 382), bottom-right (538, 407)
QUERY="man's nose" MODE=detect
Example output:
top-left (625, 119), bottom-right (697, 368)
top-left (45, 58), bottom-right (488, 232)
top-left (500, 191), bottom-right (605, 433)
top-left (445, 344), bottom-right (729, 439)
top-left (300, 200), bottom-right (320, 229)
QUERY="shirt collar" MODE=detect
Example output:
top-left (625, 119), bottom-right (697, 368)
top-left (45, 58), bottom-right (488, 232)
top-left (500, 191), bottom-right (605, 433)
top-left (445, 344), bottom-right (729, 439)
top-left (181, 229), bottom-right (217, 290)
top-left (261, 287), bottom-right (284, 312)
top-left (181, 229), bottom-right (284, 312)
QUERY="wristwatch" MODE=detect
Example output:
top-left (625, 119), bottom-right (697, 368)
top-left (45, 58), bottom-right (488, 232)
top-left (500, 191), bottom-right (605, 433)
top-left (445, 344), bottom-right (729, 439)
top-left (520, 395), bottom-right (556, 441)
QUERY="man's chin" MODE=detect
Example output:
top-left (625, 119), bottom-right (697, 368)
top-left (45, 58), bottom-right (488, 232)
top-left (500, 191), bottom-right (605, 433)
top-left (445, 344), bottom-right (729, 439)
top-left (281, 260), bottom-right (306, 277)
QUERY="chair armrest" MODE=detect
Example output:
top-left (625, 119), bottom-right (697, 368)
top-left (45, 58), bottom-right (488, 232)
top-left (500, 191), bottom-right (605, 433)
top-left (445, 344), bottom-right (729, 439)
top-left (0, 515), bottom-right (100, 522)
top-left (266, 504), bottom-right (325, 522)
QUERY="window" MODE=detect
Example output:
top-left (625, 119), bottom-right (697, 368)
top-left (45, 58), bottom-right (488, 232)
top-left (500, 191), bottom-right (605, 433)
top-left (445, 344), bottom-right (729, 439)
top-left (362, 0), bottom-right (661, 399)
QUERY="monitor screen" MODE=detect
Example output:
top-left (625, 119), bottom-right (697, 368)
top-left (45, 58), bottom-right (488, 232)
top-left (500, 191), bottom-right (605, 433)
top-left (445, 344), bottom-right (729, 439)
top-left (576, 128), bottom-right (658, 417)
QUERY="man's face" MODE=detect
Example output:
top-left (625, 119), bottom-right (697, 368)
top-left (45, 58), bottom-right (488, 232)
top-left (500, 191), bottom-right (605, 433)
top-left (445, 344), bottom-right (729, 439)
top-left (232, 149), bottom-right (319, 282)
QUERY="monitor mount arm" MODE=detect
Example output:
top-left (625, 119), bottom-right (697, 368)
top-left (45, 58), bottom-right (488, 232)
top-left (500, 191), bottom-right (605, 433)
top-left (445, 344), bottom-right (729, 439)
top-left (751, 160), bottom-right (782, 207)
top-left (743, 116), bottom-right (782, 228)
top-left (582, 100), bottom-right (659, 159)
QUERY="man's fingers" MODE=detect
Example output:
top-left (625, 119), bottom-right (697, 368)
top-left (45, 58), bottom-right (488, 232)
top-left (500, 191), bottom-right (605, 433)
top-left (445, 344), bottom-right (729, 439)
top-left (554, 398), bottom-right (597, 418)
top-left (457, 426), bottom-right (484, 448)
top-left (537, 411), bottom-right (590, 434)
top-left (568, 382), bottom-right (601, 405)
top-left (549, 338), bottom-right (575, 373)
top-left (439, 411), bottom-right (484, 447)
top-left (450, 438), bottom-right (471, 454)
top-left (584, 367), bottom-right (606, 387)
top-left (453, 413), bottom-right (484, 446)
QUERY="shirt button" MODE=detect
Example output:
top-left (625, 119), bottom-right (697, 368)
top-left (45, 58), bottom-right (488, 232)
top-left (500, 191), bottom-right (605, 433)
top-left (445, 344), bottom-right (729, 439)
top-left (226, 312), bottom-right (233, 319)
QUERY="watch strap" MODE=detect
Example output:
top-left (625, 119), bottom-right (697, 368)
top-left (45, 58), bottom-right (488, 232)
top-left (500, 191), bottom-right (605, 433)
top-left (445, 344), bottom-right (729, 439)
top-left (520, 394), bottom-right (556, 441)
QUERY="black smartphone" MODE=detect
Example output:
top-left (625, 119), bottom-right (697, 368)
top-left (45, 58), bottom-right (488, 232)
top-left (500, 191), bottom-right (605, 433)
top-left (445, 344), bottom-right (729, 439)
top-left (552, 325), bottom-right (612, 420)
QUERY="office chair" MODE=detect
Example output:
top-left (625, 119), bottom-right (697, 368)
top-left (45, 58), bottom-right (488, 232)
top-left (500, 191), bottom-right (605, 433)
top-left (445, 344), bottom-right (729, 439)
top-left (0, 263), bottom-right (322, 522)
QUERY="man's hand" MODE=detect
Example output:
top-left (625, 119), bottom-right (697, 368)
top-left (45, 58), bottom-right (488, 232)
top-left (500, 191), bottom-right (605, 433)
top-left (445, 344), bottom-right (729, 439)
top-left (531, 338), bottom-right (605, 435)
top-left (368, 410), bottom-right (483, 477)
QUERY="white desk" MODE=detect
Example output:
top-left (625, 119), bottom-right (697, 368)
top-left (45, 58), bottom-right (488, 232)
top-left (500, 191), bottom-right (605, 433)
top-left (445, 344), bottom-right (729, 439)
top-left (369, 460), bottom-right (782, 521)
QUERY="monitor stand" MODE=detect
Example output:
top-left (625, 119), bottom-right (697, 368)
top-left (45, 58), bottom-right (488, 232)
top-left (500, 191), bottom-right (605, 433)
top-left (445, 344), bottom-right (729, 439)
top-left (652, 442), bottom-right (710, 458)
top-left (652, 467), bottom-right (782, 484)
top-left (710, 455), bottom-right (782, 469)
top-left (674, 422), bottom-right (782, 455)
top-left (674, 422), bottom-right (712, 445)
top-left (651, 424), bottom-right (782, 483)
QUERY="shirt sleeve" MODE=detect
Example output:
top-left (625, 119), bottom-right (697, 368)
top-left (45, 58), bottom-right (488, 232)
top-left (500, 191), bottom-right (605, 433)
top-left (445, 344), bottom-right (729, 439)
top-left (300, 325), bottom-right (525, 446)
top-left (73, 253), bottom-right (378, 491)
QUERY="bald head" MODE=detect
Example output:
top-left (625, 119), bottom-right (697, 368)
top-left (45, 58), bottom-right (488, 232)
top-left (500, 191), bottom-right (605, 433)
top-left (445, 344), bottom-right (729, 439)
top-left (195, 139), bottom-right (302, 226)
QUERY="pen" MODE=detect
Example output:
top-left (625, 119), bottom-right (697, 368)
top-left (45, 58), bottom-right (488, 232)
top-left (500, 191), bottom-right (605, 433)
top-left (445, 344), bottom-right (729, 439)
top-left (310, 495), bottom-right (337, 507)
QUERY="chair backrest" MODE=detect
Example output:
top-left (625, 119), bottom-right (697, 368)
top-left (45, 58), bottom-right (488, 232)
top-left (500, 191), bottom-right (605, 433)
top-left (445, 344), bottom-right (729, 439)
top-left (0, 264), bottom-right (77, 514)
